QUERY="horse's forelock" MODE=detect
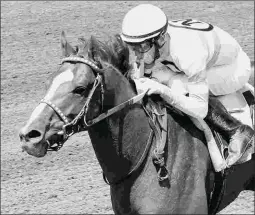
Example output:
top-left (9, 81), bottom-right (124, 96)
top-left (106, 34), bottom-right (130, 73)
top-left (73, 34), bottom-right (131, 77)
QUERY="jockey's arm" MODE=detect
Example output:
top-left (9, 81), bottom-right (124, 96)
top-left (164, 34), bottom-right (210, 119)
top-left (132, 60), bottom-right (210, 119)
top-left (161, 72), bottom-right (209, 119)
top-left (134, 68), bottom-right (209, 119)
top-left (148, 61), bottom-right (209, 119)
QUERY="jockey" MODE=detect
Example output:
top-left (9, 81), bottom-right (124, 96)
top-left (120, 4), bottom-right (254, 167)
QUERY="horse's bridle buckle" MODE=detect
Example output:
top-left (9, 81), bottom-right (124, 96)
top-left (62, 123), bottom-right (75, 139)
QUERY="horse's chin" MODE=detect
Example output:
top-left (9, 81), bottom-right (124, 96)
top-left (21, 141), bottom-right (48, 157)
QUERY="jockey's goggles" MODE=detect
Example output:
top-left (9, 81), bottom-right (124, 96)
top-left (126, 39), bottom-right (154, 53)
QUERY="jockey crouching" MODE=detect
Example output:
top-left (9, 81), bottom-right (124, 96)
top-left (120, 4), bottom-right (254, 168)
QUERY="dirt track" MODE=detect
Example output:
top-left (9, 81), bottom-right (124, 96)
top-left (1, 1), bottom-right (254, 214)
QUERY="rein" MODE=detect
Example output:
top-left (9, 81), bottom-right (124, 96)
top-left (103, 124), bottom-right (153, 185)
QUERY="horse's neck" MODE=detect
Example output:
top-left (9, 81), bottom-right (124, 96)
top-left (88, 71), bottom-right (151, 183)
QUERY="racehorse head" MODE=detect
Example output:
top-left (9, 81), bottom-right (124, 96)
top-left (19, 31), bottom-right (132, 157)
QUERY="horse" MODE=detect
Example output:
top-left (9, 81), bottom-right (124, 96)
top-left (19, 31), bottom-right (254, 214)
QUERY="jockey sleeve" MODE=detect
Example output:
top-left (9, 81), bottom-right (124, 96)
top-left (158, 26), bottom-right (211, 119)
top-left (161, 71), bottom-right (209, 119)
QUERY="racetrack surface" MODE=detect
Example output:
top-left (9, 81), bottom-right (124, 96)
top-left (1, 1), bottom-right (254, 214)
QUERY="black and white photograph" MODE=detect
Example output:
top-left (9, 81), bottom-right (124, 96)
top-left (1, 1), bottom-right (254, 214)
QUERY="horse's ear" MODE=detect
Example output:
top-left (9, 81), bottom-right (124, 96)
top-left (89, 35), bottom-right (98, 53)
top-left (90, 35), bottom-right (97, 44)
top-left (61, 31), bottom-right (76, 57)
top-left (88, 36), bottom-right (103, 70)
top-left (88, 35), bottom-right (99, 60)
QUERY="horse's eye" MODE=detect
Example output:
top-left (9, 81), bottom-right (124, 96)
top-left (73, 87), bottom-right (86, 95)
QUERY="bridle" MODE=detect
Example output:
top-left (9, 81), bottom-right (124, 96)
top-left (40, 55), bottom-right (165, 185)
top-left (40, 56), bottom-right (105, 151)
top-left (40, 56), bottom-right (147, 151)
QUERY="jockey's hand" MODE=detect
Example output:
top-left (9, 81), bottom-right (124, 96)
top-left (135, 78), bottom-right (167, 95)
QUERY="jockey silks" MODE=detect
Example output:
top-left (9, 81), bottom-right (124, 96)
top-left (162, 20), bottom-right (251, 96)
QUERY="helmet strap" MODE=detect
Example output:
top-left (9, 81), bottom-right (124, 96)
top-left (153, 33), bottom-right (165, 61)
top-left (154, 42), bottom-right (160, 60)
top-left (143, 23), bottom-right (168, 67)
top-left (143, 41), bottom-right (159, 70)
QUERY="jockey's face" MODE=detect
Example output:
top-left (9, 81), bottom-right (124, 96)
top-left (128, 40), bottom-right (156, 67)
top-left (158, 33), bottom-right (170, 59)
top-left (141, 44), bottom-right (156, 66)
top-left (128, 33), bottom-right (168, 67)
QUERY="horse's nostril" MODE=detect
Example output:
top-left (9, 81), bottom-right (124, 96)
top-left (19, 130), bottom-right (42, 142)
top-left (27, 130), bottom-right (42, 139)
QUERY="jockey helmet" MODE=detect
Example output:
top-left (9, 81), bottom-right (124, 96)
top-left (121, 4), bottom-right (168, 43)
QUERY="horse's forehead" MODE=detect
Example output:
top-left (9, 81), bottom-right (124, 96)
top-left (54, 69), bottom-right (74, 83)
top-left (44, 69), bottom-right (74, 100)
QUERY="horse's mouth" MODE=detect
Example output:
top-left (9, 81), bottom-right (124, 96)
top-left (46, 133), bottom-right (66, 151)
top-left (21, 132), bottom-right (66, 157)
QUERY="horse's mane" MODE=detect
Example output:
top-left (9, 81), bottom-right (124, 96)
top-left (75, 34), bottom-right (131, 75)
